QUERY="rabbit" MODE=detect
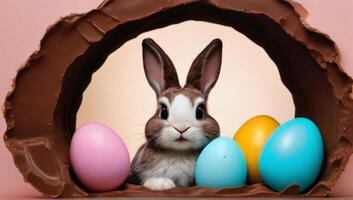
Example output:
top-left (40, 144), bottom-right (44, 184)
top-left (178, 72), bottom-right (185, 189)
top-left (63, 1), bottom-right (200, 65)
top-left (127, 38), bottom-right (222, 191)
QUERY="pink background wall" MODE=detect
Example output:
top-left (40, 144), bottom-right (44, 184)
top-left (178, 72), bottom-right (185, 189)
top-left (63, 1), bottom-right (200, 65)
top-left (0, 0), bottom-right (352, 197)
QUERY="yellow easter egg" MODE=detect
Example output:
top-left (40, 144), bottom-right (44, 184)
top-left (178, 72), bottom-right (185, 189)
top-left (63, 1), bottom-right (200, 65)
top-left (233, 115), bottom-right (279, 183)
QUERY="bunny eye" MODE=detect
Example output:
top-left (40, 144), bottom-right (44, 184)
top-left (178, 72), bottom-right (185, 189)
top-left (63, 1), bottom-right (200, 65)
top-left (160, 103), bottom-right (169, 120)
top-left (196, 104), bottom-right (205, 120)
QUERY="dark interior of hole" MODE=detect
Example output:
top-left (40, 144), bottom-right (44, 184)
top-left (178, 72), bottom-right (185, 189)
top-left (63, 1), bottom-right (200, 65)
top-left (54, 2), bottom-right (340, 192)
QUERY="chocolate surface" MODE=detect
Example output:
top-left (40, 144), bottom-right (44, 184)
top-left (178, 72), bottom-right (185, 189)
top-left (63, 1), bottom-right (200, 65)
top-left (3, 0), bottom-right (353, 197)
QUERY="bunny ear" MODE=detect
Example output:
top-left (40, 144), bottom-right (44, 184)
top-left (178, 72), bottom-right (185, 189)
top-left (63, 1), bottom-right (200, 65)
top-left (142, 38), bottom-right (180, 95)
top-left (185, 39), bottom-right (222, 96)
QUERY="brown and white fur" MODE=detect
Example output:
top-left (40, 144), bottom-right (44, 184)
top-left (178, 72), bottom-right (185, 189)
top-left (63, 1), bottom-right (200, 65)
top-left (128, 38), bottom-right (222, 191)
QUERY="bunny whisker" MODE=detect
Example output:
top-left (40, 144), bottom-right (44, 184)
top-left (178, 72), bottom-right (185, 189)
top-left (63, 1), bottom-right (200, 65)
top-left (135, 105), bottom-right (154, 115)
top-left (127, 124), bottom-right (146, 127)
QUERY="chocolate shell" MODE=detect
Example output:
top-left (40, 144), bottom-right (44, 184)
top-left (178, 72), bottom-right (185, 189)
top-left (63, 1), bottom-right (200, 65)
top-left (3, 0), bottom-right (353, 197)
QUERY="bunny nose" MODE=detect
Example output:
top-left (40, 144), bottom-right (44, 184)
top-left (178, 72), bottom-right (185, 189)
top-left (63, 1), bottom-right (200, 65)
top-left (174, 126), bottom-right (190, 134)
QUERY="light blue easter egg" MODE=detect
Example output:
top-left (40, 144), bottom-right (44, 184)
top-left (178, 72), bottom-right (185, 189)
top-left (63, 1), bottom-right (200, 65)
top-left (259, 117), bottom-right (324, 192)
top-left (195, 137), bottom-right (247, 189)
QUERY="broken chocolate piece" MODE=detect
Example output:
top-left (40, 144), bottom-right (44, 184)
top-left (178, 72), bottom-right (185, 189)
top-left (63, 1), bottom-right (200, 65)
top-left (3, 0), bottom-right (353, 197)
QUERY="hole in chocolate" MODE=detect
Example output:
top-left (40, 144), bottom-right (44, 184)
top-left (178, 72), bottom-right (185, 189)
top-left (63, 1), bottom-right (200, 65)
top-left (4, 0), bottom-right (353, 197)
top-left (77, 21), bottom-right (295, 157)
top-left (68, 8), bottom-right (334, 194)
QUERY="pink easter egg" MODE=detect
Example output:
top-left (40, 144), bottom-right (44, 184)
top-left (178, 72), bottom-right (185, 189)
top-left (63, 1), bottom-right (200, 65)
top-left (70, 123), bottom-right (130, 192)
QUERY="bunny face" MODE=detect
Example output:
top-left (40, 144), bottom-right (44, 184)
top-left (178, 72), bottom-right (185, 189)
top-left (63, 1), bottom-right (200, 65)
top-left (145, 88), bottom-right (219, 151)
top-left (142, 38), bottom-right (222, 152)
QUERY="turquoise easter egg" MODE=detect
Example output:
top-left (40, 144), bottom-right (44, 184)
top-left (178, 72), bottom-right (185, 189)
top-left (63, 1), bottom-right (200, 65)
top-left (195, 137), bottom-right (247, 189)
top-left (259, 117), bottom-right (324, 192)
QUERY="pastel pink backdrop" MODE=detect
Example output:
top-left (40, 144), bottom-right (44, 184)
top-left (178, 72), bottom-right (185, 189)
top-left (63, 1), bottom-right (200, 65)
top-left (0, 0), bottom-right (352, 197)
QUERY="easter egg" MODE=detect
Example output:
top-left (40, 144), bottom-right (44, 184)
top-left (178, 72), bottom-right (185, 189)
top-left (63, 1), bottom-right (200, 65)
top-left (259, 118), bottom-right (324, 192)
top-left (233, 115), bottom-right (279, 183)
top-left (70, 123), bottom-right (130, 192)
top-left (195, 137), bottom-right (247, 189)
